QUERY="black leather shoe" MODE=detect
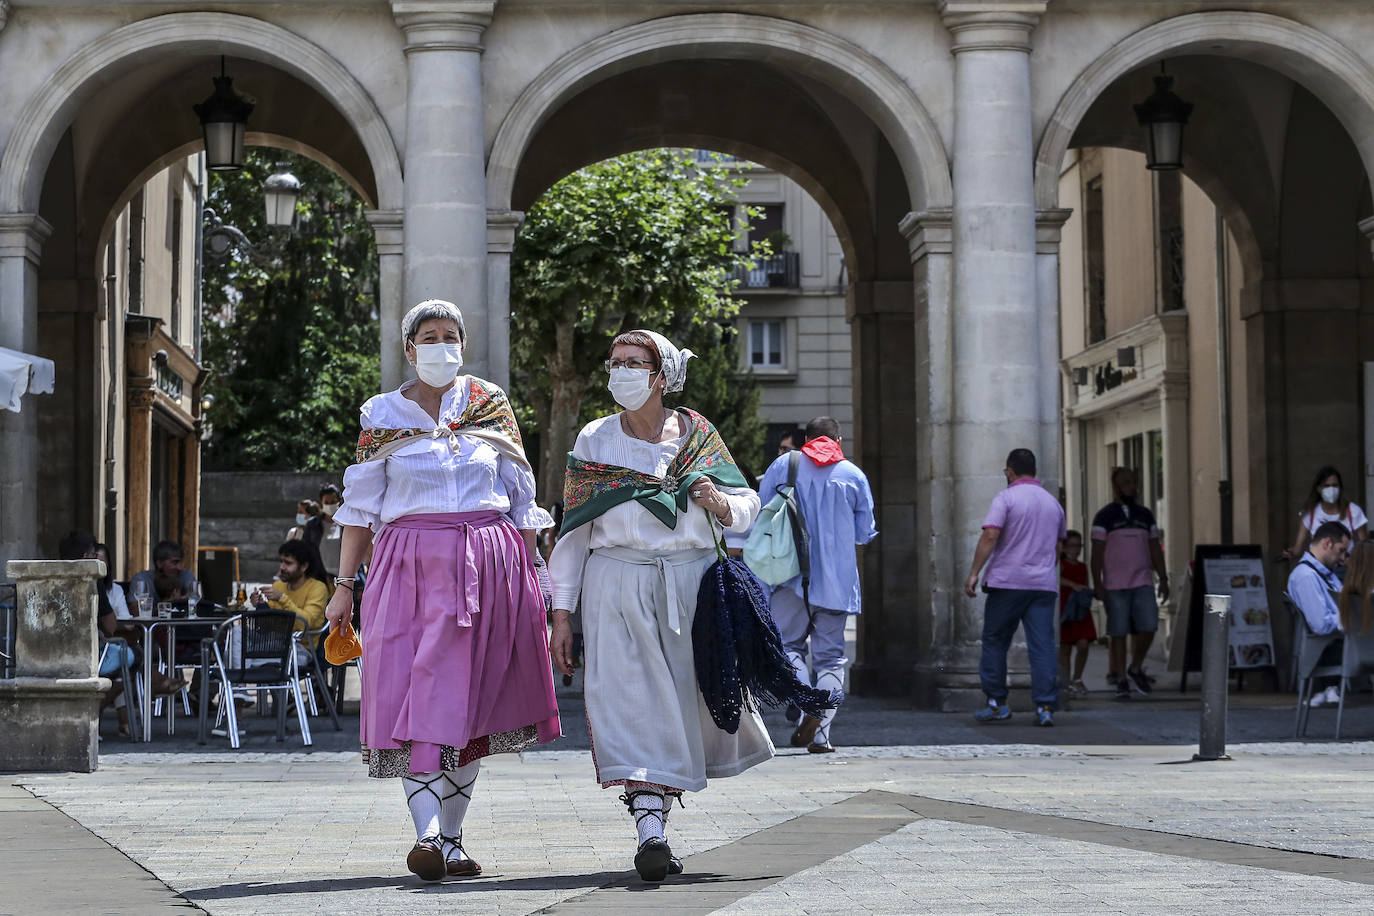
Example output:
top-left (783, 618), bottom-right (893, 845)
top-left (634, 838), bottom-right (673, 882)
top-left (667, 856), bottom-right (683, 875)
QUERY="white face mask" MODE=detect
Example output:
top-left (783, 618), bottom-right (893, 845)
top-left (1321, 485), bottom-right (1341, 505)
top-left (295, 513), bottom-right (308, 526)
top-left (321, 503), bottom-right (338, 518)
top-left (608, 367), bottom-right (654, 411)
top-left (412, 342), bottom-right (463, 387)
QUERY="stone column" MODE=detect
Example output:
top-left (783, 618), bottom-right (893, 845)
top-left (0, 559), bottom-right (108, 772)
top-left (938, 1), bottom-right (1047, 708)
top-left (392, 1), bottom-right (495, 380)
top-left (126, 387), bottom-right (156, 573)
top-left (486, 209), bottom-right (523, 391)
top-left (366, 209), bottom-right (406, 390)
top-left (0, 214), bottom-right (53, 574)
top-left (895, 210), bottom-right (966, 706)
top-left (1036, 208), bottom-right (1072, 498)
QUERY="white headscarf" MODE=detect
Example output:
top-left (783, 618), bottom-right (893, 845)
top-left (638, 329), bottom-right (695, 393)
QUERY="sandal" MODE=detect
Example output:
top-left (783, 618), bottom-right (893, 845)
top-left (441, 832), bottom-right (482, 877)
top-left (406, 836), bottom-right (446, 882)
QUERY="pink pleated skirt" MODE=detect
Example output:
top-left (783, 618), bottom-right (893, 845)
top-left (359, 511), bottom-right (561, 775)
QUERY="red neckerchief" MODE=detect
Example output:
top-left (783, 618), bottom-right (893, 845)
top-left (801, 436), bottom-right (845, 466)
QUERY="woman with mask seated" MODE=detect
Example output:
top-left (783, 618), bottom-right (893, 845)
top-left (323, 300), bottom-right (560, 882)
top-left (1283, 465), bottom-right (1369, 561)
top-left (547, 330), bottom-right (769, 882)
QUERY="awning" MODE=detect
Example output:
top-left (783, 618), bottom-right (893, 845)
top-left (0, 346), bottom-right (56, 413)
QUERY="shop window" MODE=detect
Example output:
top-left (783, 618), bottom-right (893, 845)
top-left (748, 319), bottom-right (786, 369)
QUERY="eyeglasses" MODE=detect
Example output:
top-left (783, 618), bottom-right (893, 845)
top-left (604, 358), bottom-right (655, 372)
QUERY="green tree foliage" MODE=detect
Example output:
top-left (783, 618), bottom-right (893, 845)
top-left (200, 150), bottom-right (380, 472)
top-left (510, 150), bottom-right (767, 499)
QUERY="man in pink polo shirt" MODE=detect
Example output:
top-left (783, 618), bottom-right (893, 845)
top-left (963, 448), bottom-right (1066, 726)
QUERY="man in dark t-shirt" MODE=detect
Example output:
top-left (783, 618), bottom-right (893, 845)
top-left (1090, 468), bottom-right (1169, 699)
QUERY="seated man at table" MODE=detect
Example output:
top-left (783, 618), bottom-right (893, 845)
top-left (129, 539), bottom-right (199, 606)
top-left (1288, 520), bottom-right (1349, 707)
top-left (252, 540), bottom-right (330, 634)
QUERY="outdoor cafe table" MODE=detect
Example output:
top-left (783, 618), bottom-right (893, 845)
top-left (123, 614), bottom-right (229, 742)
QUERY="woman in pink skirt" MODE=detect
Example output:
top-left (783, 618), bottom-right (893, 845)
top-left (325, 300), bottom-right (560, 882)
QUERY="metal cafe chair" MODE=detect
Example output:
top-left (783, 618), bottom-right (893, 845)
top-left (294, 626), bottom-right (342, 732)
top-left (1288, 593), bottom-right (1343, 738)
top-left (197, 610), bottom-right (312, 749)
top-left (98, 636), bottom-right (143, 741)
top-left (1334, 626), bottom-right (1374, 740)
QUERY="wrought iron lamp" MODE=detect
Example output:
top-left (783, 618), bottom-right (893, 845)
top-left (1134, 62), bottom-right (1193, 171)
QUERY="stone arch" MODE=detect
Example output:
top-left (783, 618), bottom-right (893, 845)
top-left (0, 11), bottom-right (402, 214)
top-left (91, 132), bottom-right (375, 277)
top-left (1035, 10), bottom-right (1374, 211)
top-left (486, 12), bottom-right (951, 215)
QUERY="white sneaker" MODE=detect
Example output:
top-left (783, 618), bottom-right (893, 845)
top-left (1309, 685), bottom-right (1341, 707)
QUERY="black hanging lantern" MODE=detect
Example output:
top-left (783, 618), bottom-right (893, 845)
top-left (262, 165), bottom-right (302, 228)
top-left (193, 57), bottom-right (254, 171)
top-left (1133, 63), bottom-right (1193, 171)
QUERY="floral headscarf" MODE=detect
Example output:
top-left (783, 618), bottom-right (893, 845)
top-left (639, 329), bottom-right (695, 393)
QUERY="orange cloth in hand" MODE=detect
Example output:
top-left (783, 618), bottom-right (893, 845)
top-left (324, 621), bottom-right (362, 665)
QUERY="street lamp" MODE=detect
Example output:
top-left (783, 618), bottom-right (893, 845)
top-left (193, 57), bottom-right (255, 171)
top-left (262, 165), bottom-right (301, 228)
top-left (1134, 62), bottom-right (1193, 171)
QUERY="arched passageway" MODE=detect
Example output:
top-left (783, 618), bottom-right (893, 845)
top-left (487, 13), bottom-right (951, 696)
top-left (1040, 11), bottom-right (1374, 681)
top-left (0, 13), bottom-right (400, 576)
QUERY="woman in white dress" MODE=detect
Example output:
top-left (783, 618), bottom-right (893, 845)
top-left (548, 329), bottom-right (770, 882)
top-left (1283, 465), bottom-right (1369, 560)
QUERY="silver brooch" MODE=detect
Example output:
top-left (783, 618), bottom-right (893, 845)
top-left (660, 475), bottom-right (680, 494)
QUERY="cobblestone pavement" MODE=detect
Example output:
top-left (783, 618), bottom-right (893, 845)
top-left (8, 692), bottom-right (1374, 915)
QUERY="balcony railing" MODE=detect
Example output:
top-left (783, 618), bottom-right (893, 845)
top-left (731, 251), bottom-right (800, 289)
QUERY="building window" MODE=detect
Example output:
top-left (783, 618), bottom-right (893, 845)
top-left (1155, 170), bottom-right (1184, 313)
top-left (1084, 176), bottom-right (1106, 344)
top-left (747, 204), bottom-right (784, 250)
top-left (748, 320), bottom-right (786, 369)
top-left (170, 195), bottom-right (183, 341)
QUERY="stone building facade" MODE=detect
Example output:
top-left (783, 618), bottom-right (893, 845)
top-left (3, 1), bottom-right (1373, 706)
top-left (726, 159), bottom-right (854, 457)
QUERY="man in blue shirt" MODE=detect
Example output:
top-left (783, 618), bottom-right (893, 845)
top-left (755, 416), bottom-right (877, 753)
top-left (1288, 520), bottom-right (1349, 707)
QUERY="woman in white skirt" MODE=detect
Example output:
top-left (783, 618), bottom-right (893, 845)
top-left (548, 329), bottom-right (770, 881)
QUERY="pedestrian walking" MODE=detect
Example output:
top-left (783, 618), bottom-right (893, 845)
top-left (1057, 530), bottom-right (1095, 697)
top-left (1090, 467), bottom-right (1169, 699)
top-left (324, 300), bottom-right (560, 882)
top-left (962, 448), bottom-right (1065, 726)
top-left (547, 329), bottom-right (768, 882)
top-left (755, 416), bottom-right (877, 753)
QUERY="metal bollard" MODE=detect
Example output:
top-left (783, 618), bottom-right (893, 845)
top-left (1195, 594), bottom-right (1232, 761)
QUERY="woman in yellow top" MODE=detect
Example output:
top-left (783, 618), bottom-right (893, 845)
top-left (252, 539), bottom-right (331, 632)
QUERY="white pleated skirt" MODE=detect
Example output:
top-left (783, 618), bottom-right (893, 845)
top-left (581, 545), bottom-right (775, 792)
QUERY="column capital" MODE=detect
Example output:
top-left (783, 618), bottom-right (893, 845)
top-left (940, 1), bottom-right (1047, 52)
top-left (129, 386), bottom-right (158, 411)
top-left (0, 213), bottom-right (54, 265)
top-left (899, 209), bottom-right (953, 262)
top-left (1035, 208), bottom-right (1073, 253)
top-left (392, 1), bottom-right (495, 52)
top-left (365, 209), bottom-right (404, 257)
top-left (487, 209), bottom-right (524, 254)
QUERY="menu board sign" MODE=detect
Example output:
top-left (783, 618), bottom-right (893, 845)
top-left (1198, 549), bottom-right (1276, 669)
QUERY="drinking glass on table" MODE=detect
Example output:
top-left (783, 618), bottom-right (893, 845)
top-left (132, 579), bottom-right (152, 616)
top-left (186, 581), bottom-right (201, 617)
